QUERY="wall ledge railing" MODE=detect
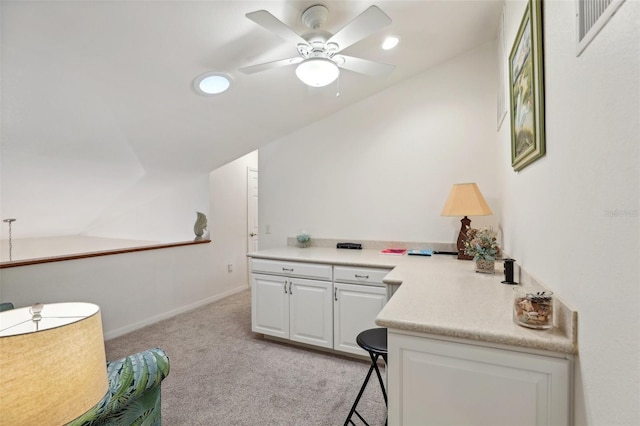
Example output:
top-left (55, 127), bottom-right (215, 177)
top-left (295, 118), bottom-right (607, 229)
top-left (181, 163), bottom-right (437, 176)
top-left (0, 239), bottom-right (211, 269)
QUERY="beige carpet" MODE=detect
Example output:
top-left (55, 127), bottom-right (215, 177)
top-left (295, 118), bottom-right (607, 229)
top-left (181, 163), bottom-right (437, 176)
top-left (105, 289), bottom-right (387, 425)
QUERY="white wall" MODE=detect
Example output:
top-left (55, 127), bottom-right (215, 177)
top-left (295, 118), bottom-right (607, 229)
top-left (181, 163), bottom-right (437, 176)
top-left (1, 174), bottom-right (211, 260)
top-left (83, 175), bottom-right (211, 243)
top-left (259, 41), bottom-right (501, 249)
top-left (0, 151), bottom-right (258, 338)
top-left (259, 5), bottom-right (640, 423)
top-left (209, 150), bottom-right (258, 293)
top-left (0, 243), bottom-right (241, 339)
top-left (499, 1), bottom-right (639, 425)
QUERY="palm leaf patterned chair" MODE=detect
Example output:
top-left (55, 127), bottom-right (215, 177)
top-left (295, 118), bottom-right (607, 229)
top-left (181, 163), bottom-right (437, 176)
top-left (68, 347), bottom-right (170, 426)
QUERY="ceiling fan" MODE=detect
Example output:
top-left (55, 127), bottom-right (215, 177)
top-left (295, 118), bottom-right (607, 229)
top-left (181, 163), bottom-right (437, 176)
top-left (239, 4), bottom-right (395, 87)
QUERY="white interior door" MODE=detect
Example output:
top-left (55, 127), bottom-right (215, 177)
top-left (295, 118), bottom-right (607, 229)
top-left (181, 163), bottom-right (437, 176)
top-left (247, 168), bottom-right (259, 252)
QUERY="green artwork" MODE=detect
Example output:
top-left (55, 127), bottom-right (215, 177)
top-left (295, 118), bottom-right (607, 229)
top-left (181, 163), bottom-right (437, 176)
top-left (509, 0), bottom-right (545, 171)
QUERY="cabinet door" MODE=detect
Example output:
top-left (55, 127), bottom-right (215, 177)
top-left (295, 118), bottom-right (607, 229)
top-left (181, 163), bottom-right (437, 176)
top-left (388, 331), bottom-right (572, 426)
top-left (251, 273), bottom-right (289, 339)
top-left (289, 278), bottom-right (333, 349)
top-left (334, 283), bottom-right (388, 356)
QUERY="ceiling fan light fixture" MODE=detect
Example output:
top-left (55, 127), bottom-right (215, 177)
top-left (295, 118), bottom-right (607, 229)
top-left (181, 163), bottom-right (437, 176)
top-left (193, 72), bottom-right (231, 95)
top-left (295, 58), bottom-right (340, 87)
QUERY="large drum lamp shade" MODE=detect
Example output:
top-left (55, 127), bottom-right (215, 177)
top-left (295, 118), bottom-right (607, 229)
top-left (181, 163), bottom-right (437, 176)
top-left (0, 302), bottom-right (108, 425)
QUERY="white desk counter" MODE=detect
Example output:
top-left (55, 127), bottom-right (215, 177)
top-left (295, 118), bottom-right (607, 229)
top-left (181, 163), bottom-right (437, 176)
top-left (249, 247), bottom-right (577, 425)
top-left (247, 247), bottom-right (577, 355)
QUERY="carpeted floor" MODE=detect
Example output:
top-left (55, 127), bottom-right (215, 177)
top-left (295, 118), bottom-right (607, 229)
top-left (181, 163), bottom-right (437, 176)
top-left (105, 288), bottom-right (387, 425)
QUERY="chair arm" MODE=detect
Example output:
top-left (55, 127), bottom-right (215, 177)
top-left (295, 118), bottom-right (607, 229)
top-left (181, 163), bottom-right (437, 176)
top-left (68, 347), bottom-right (170, 426)
top-left (0, 302), bottom-right (15, 312)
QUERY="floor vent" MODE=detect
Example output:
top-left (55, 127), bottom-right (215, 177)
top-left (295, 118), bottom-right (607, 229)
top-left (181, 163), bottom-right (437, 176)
top-left (576, 0), bottom-right (626, 55)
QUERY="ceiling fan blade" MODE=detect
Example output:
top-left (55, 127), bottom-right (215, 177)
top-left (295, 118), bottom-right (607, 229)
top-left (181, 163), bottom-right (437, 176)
top-left (239, 57), bottom-right (302, 74)
top-left (336, 55), bottom-right (395, 77)
top-left (326, 6), bottom-right (391, 53)
top-left (246, 10), bottom-right (309, 46)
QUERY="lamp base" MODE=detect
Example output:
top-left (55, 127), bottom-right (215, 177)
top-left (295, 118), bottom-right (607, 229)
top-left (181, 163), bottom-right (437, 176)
top-left (456, 216), bottom-right (473, 260)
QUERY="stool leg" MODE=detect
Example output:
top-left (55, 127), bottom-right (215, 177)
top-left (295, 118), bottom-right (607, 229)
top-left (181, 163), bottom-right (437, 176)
top-left (370, 352), bottom-right (387, 407)
top-left (344, 353), bottom-right (380, 426)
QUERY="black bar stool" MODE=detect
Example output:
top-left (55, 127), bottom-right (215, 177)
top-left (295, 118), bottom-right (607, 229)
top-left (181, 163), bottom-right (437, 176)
top-left (344, 327), bottom-right (388, 426)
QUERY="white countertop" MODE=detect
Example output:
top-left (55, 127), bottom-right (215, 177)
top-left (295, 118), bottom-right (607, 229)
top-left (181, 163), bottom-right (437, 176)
top-left (248, 247), bottom-right (577, 354)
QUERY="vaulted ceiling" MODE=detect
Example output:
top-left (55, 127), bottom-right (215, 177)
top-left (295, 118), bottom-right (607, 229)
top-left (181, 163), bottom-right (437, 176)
top-left (1, 0), bottom-right (502, 238)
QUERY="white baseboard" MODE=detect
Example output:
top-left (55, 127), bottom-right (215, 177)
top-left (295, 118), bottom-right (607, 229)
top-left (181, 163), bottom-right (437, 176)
top-left (104, 285), bottom-right (249, 340)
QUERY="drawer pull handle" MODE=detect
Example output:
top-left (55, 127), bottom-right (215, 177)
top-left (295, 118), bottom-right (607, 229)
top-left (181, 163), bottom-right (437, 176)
top-left (355, 274), bottom-right (369, 279)
top-left (289, 282), bottom-right (292, 294)
top-left (282, 267), bottom-right (294, 272)
top-left (284, 281), bottom-right (288, 294)
top-left (334, 288), bottom-right (338, 301)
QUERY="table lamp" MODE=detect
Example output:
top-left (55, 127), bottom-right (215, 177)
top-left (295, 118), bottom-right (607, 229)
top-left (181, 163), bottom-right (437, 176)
top-left (441, 183), bottom-right (493, 260)
top-left (0, 302), bottom-right (108, 425)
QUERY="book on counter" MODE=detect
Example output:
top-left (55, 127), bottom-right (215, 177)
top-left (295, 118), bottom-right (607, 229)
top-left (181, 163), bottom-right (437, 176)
top-left (379, 248), bottom-right (408, 255)
top-left (406, 249), bottom-right (433, 256)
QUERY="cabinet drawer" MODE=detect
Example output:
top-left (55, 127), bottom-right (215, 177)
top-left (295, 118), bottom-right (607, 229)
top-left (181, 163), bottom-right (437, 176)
top-left (251, 258), bottom-right (333, 281)
top-left (334, 266), bottom-right (392, 286)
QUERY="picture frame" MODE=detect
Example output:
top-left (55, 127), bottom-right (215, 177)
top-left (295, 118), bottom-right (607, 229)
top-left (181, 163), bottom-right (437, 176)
top-left (508, 0), bottom-right (545, 171)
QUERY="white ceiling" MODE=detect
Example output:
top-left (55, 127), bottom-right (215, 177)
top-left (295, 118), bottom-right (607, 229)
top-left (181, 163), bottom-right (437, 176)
top-left (1, 0), bottom-right (502, 238)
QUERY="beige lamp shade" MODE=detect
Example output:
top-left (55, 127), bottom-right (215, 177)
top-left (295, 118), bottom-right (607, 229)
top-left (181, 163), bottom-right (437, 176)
top-left (441, 183), bottom-right (493, 217)
top-left (0, 302), bottom-right (108, 426)
top-left (441, 183), bottom-right (493, 260)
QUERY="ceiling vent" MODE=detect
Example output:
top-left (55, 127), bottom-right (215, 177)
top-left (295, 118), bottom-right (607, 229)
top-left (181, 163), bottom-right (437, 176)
top-left (576, 0), bottom-right (626, 55)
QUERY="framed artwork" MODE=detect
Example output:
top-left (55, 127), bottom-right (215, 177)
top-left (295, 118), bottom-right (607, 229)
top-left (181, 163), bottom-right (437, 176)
top-left (509, 0), bottom-right (545, 171)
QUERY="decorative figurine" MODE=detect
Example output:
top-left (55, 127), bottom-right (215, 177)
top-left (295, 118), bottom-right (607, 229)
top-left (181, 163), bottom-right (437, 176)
top-left (193, 212), bottom-right (208, 240)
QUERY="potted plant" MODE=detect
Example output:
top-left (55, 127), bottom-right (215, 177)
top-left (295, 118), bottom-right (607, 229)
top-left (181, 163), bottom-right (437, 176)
top-left (463, 227), bottom-right (501, 273)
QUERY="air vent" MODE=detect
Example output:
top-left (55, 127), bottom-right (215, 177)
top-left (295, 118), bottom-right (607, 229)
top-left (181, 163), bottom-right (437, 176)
top-left (576, 0), bottom-right (626, 55)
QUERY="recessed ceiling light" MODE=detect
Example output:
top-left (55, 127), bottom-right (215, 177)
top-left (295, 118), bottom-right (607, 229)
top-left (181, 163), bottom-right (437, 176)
top-left (381, 36), bottom-right (400, 50)
top-left (193, 72), bottom-right (231, 95)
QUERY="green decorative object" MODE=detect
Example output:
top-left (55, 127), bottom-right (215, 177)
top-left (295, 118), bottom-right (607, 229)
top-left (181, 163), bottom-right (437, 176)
top-left (464, 227), bottom-right (500, 274)
top-left (296, 232), bottom-right (311, 248)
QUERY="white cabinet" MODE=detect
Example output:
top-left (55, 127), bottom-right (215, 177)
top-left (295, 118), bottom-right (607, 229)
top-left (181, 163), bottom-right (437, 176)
top-left (251, 259), bottom-right (393, 356)
top-left (334, 282), bottom-right (387, 355)
top-left (251, 273), bottom-right (289, 339)
top-left (388, 331), bottom-right (572, 426)
top-left (333, 265), bottom-right (391, 356)
top-left (289, 278), bottom-right (333, 348)
top-left (250, 259), bottom-right (333, 349)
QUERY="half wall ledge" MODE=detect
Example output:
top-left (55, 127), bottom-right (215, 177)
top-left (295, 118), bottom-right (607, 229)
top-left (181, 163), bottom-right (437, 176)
top-left (0, 239), bottom-right (211, 269)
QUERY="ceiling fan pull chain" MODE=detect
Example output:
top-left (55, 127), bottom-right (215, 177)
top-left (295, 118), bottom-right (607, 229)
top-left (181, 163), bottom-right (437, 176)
top-left (336, 74), bottom-right (340, 97)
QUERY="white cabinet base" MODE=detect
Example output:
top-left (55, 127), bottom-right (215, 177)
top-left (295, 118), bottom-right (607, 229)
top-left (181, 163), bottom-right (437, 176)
top-left (290, 278), bottom-right (333, 349)
top-left (388, 330), bottom-right (572, 426)
top-left (251, 273), bottom-right (289, 339)
top-left (251, 259), bottom-right (392, 358)
top-left (334, 282), bottom-right (387, 356)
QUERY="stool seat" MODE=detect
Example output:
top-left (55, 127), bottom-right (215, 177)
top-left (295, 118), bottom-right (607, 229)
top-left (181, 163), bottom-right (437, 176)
top-left (344, 328), bottom-right (388, 426)
top-left (356, 328), bottom-right (387, 355)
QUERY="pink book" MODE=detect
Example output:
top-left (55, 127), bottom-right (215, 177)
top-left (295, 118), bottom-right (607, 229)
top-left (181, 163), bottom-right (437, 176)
top-left (379, 248), bottom-right (407, 255)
